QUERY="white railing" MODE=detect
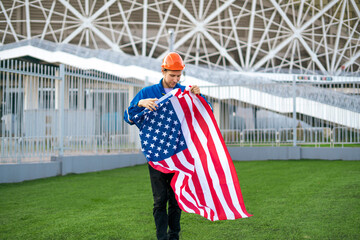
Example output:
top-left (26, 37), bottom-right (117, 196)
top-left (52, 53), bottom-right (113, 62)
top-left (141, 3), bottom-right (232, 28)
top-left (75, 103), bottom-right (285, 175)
top-left (1, 59), bottom-right (360, 163)
top-left (221, 127), bottom-right (360, 146)
top-left (0, 59), bottom-right (141, 163)
top-left (332, 127), bottom-right (360, 146)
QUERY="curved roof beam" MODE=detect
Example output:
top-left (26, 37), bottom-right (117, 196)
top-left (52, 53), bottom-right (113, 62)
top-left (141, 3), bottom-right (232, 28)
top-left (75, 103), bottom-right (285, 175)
top-left (59, 0), bottom-right (120, 51)
top-left (253, 0), bottom-right (340, 74)
top-left (0, 1), bottom-right (18, 42)
top-left (158, 0), bottom-right (239, 70)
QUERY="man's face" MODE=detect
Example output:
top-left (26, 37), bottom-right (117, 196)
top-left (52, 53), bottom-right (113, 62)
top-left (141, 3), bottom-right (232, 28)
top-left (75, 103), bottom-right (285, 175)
top-left (162, 70), bottom-right (182, 88)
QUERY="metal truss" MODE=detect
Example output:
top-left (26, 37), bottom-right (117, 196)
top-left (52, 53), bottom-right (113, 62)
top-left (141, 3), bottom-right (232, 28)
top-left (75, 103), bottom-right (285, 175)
top-left (0, 0), bottom-right (359, 75)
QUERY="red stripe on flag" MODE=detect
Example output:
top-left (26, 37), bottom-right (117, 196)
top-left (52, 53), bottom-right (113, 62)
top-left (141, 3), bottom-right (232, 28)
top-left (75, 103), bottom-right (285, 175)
top-left (177, 94), bottom-right (226, 221)
top-left (186, 94), bottom-right (244, 219)
top-left (195, 94), bottom-right (252, 217)
top-left (149, 160), bottom-right (173, 174)
top-left (169, 149), bottom-right (193, 176)
top-left (168, 167), bottom-right (201, 215)
top-left (181, 149), bottom-right (212, 219)
top-left (183, 93), bottom-right (237, 219)
top-left (149, 89), bottom-right (252, 221)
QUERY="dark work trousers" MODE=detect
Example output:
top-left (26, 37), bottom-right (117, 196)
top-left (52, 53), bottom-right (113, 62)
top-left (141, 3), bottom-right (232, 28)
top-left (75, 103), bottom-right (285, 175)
top-left (148, 164), bottom-right (181, 240)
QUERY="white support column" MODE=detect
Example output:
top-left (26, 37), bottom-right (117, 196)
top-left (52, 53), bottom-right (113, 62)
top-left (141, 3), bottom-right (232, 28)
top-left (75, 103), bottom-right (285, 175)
top-left (330, 1), bottom-right (347, 73)
top-left (212, 101), bottom-right (221, 127)
top-left (127, 85), bottom-right (140, 149)
top-left (58, 64), bottom-right (65, 157)
top-left (292, 75), bottom-right (297, 146)
top-left (117, 1), bottom-right (139, 56)
top-left (320, 0), bottom-right (330, 71)
top-left (64, 76), bottom-right (69, 110)
top-left (25, 0), bottom-right (31, 39)
top-left (246, 0), bottom-right (257, 69)
top-left (78, 78), bottom-right (84, 110)
top-left (296, 0), bottom-right (305, 27)
top-left (228, 8), bottom-right (245, 67)
top-left (198, 0), bottom-right (204, 20)
top-left (292, 38), bottom-right (299, 72)
top-left (24, 75), bottom-right (38, 110)
top-left (85, 0), bottom-right (89, 16)
top-left (41, 0), bottom-right (56, 40)
top-left (142, 0), bottom-right (148, 56)
top-left (195, 33), bottom-right (201, 66)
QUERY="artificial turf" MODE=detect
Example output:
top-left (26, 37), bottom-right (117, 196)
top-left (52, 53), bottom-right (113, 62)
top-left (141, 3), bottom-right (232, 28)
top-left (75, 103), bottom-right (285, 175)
top-left (0, 160), bottom-right (359, 240)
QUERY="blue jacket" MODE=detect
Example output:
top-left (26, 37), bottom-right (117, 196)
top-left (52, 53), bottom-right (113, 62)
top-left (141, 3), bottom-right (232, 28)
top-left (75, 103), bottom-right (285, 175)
top-left (124, 79), bottom-right (210, 125)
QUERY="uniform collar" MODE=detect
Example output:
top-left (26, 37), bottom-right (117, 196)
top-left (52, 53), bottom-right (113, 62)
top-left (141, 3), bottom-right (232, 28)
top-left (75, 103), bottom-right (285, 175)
top-left (159, 78), bottom-right (180, 95)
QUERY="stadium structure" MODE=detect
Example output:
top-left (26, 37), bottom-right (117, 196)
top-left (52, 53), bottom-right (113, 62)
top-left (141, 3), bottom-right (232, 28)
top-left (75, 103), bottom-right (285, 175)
top-left (0, 0), bottom-right (359, 75)
top-left (0, 0), bottom-right (360, 174)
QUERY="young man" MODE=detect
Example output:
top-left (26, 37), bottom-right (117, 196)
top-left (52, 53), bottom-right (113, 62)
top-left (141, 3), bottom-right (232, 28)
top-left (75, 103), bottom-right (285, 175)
top-left (124, 52), bottom-right (205, 240)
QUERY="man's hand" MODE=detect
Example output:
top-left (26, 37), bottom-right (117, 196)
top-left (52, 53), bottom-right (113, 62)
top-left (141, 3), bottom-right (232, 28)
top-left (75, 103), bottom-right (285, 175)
top-left (190, 85), bottom-right (200, 95)
top-left (138, 98), bottom-right (158, 111)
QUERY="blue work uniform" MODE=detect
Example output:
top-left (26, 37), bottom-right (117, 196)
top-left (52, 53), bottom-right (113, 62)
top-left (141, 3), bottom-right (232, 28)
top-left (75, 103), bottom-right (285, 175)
top-left (123, 78), bottom-right (210, 240)
top-left (124, 79), bottom-right (185, 125)
top-left (124, 79), bottom-right (211, 125)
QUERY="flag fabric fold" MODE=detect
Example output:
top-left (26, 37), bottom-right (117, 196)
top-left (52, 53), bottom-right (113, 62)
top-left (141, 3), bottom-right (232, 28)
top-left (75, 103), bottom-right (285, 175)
top-left (131, 87), bottom-right (252, 221)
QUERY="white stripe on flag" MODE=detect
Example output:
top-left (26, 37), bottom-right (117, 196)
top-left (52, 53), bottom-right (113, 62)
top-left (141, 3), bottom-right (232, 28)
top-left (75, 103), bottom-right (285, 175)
top-left (175, 151), bottom-right (211, 218)
top-left (175, 94), bottom-right (223, 220)
top-left (189, 93), bottom-right (249, 218)
top-left (170, 96), bottom-right (216, 220)
top-left (174, 150), bottom-right (194, 173)
top-left (183, 93), bottom-right (235, 219)
top-left (171, 169), bottom-right (196, 214)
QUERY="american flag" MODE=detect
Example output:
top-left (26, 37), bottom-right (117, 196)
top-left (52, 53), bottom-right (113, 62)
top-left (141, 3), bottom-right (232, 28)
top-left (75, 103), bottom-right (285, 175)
top-left (132, 87), bottom-right (252, 221)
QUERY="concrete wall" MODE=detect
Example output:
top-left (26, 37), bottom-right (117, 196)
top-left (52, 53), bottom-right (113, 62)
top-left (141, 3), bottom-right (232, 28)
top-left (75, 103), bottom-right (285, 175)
top-left (228, 147), bottom-right (360, 161)
top-left (1, 147), bottom-right (359, 183)
top-left (228, 147), bottom-right (301, 161)
top-left (300, 147), bottom-right (360, 160)
top-left (59, 153), bottom-right (146, 175)
top-left (0, 153), bottom-right (146, 183)
top-left (0, 161), bottom-right (61, 183)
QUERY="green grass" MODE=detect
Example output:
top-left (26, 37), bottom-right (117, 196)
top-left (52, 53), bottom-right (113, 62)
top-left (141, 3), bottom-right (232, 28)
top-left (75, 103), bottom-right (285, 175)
top-left (1, 160), bottom-right (359, 240)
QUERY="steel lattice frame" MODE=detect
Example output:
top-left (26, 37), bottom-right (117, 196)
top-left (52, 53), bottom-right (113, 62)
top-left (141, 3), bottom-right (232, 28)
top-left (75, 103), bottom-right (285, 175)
top-left (0, 0), bottom-right (359, 75)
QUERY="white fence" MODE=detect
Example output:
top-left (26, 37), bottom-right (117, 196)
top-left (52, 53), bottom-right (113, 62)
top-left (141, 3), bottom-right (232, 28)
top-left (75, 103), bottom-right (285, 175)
top-left (1, 60), bottom-right (142, 163)
top-left (203, 82), bottom-right (360, 147)
top-left (222, 127), bottom-right (360, 147)
top-left (1, 59), bottom-right (360, 163)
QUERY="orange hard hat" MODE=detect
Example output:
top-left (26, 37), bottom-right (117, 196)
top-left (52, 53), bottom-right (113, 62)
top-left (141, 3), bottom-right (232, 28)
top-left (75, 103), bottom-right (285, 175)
top-left (161, 52), bottom-right (185, 70)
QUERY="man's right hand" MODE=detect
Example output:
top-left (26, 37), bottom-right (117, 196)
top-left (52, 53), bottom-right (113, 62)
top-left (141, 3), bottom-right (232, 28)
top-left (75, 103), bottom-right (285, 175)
top-left (138, 98), bottom-right (159, 111)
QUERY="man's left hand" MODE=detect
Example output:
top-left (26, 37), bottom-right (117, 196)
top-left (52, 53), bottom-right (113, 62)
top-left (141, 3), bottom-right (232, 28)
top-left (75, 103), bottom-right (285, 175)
top-left (190, 85), bottom-right (200, 95)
